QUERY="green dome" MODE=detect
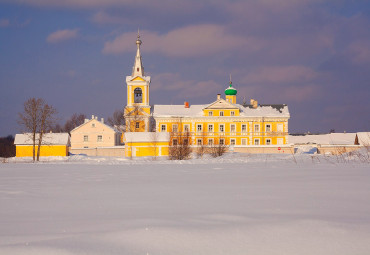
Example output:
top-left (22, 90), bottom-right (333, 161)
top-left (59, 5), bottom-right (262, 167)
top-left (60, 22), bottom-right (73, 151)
top-left (225, 82), bottom-right (237, 95)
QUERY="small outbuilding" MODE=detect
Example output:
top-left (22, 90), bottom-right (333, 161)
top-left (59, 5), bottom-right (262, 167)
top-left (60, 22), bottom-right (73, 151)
top-left (124, 132), bottom-right (170, 157)
top-left (14, 133), bottom-right (70, 157)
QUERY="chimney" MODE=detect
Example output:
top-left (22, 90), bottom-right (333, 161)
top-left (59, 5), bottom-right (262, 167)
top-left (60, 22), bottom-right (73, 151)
top-left (184, 101), bottom-right (189, 108)
top-left (217, 94), bottom-right (221, 100)
top-left (84, 119), bottom-right (89, 123)
top-left (101, 118), bottom-right (104, 124)
top-left (92, 115), bottom-right (95, 120)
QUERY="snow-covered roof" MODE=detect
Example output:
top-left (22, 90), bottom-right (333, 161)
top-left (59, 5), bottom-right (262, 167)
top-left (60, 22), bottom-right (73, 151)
top-left (289, 133), bottom-right (356, 145)
top-left (70, 117), bottom-right (117, 133)
top-left (153, 103), bottom-right (289, 118)
top-left (356, 132), bottom-right (370, 146)
top-left (14, 133), bottom-right (70, 145)
top-left (124, 132), bottom-right (170, 142)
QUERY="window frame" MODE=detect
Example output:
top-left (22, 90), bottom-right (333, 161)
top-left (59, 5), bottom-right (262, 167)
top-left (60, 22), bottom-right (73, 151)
top-left (197, 124), bottom-right (202, 132)
top-left (184, 124), bottom-right (190, 132)
top-left (230, 139), bottom-right (236, 146)
top-left (97, 135), bottom-right (103, 142)
top-left (266, 138), bottom-right (271, 145)
top-left (242, 124), bottom-right (247, 132)
top-left (83, 135), bottom-right (88, 142)
top-left (161, 124), bottom-right (166, 132)
top-left (197, 139), bottom-right (202, 146)
top-left (135, 122), bottom-right (140, 129)
top-left (219, 111), bottom-right (224, 116)
top-left (241, 138), bottom-right (247, 145)
top-left (172, 124), bottom-right (178, 133)
top-left (208, 124), bottom-right (213, 132)
top-left (219, 124), bottom-right (225, 132)
top-left (208, 111), bottom-right (213, 116)
top-left (266, 124), bottom-right (271, 132)
top-left (254, 138), bottom-right (260, 145)
top-left (254, 124), bottom-right (260, 132)
top-left (230, 124), bottom-right (236, 133)
top-left (230, 111), bottom-right (235, 116)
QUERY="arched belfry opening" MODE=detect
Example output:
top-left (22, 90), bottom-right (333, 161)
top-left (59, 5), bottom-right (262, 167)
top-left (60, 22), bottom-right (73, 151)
top-left (134, 87), bottom-right (142, 103)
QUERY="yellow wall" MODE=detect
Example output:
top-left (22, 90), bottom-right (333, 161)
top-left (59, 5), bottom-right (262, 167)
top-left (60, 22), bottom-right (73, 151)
top-left (125, 141), bottom-right (169, 157)
top-left (16, 145), bottom-right (68, 157)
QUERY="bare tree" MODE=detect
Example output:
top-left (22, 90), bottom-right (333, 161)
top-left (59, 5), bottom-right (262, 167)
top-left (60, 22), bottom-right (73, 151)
top-left (18, 98), bottom-right (57, 161)
top-left (196, 130), bottom-right (208, 158)
top-left (107, 108), bottom-right (125, 129)
top-left (36, 103), bottom-right (57, 161)
top-left (125, 104), bottom-right (145, 132)
top-left (168, 119), bottom-right (192, 160)
top-left (210, 135), bottom-right (229, 157)
top-left (63, 113), bottom-right (86, 134)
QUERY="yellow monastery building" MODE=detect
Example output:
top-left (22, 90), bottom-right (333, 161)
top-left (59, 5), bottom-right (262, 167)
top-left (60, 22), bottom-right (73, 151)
top-left (124, 34), bottom-right (291, 157)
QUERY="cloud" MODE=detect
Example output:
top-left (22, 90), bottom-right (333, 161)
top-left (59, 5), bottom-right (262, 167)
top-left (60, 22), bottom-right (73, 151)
top-left (46, 29), bottom-right (79, 43)
top-left (103, 25), bottom-right (264, 57)
top-left (0, 18), bottom-right (10, 27)
top-left (348, 40), bottom-right (370, 64)
top-left (152, 73), bottom-right (222, 99)
top-left (243, 66), bottom-right (318, 84)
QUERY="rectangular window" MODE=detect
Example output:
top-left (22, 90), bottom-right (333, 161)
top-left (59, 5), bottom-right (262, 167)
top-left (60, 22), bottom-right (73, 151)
top-left (231, 111), bottom-right (235, 116)
top-left (197, 124), bottom-right (202, 132)
top-left (184, 139), bottom-right (189, 145)
top-left (230, 139), bottom-right (236, 145)
top-left (277, 138), bottom-right (284, 145)
top-left (241, 138), bottom-right (247, 145)
top-left (254, 124), bottom-right (260, 132)
top-left (135, 122), bottom-right (140, 129)
top-left (254, 139), bottom-right (260, 145)
top-left (97, 135), bottom-right (102, 142)
top-left (172, 139), bottom-right (178, 146)
top-left (219, 111), bottom-right (224, 116)
top-left (92, 123), bottom-right (95, 128)
top-left (277, 124), bottom-right (284, 132)
top-left (266, 139), bottom-right (271, 145)
top-left (83, 135), bottom-right (88, 142)
top-left (219, 138), bottom-right (225, 145)
top-left (184, 124), bottom-right (190, 132)
top-left (230, 124), bottom-right (236, 132)
top-left (219, 124), bottom-right (224, 132)
top-left (208, 139), bottom-right (213, 146)
top-left (209, 111), bottom-right (213, 116)
top-left (242, 124), bottom-right (247, 132)
top-left (172, 124), bottom-right (178, 132)
top-left (208, 124), bottom-right (213, 132)
top-left (266, 124), bottom-right (271, 132)
top-left (197, 139), bottom-right (202, 145)
top-left (161, 124), bottom-right (166, 132)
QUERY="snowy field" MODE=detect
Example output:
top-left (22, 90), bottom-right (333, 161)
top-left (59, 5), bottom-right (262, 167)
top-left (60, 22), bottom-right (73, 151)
top-left (1, 153), bottom-right (370, 255)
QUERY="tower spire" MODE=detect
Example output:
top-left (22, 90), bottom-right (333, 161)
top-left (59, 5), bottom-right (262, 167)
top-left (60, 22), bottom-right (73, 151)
top-left (132, 30), bottom-right (144, 77)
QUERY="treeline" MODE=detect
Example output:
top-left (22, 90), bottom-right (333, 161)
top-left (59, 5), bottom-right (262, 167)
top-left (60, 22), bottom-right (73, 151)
top-left (0, 135), bottom-right (15, 158)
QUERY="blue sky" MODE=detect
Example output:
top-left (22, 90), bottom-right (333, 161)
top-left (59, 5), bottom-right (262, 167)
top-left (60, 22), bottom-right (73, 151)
top-left (0, 0), bottom-right (369, 136)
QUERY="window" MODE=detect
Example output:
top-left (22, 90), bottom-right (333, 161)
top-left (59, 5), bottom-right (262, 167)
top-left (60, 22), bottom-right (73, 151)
top-left (277, 124), bottom-right (284, 132)
top-left (197, 124), bottom-right (202, 132)
top-left (83, 135), bottom-right (88, 142)
top-left (219, 138), bottom-right (225, 145)
top-left (172, 124), bottom-right (178, 132)
top-left (134, 87), bottom-right (142, 103)
top-left (230, 139), bottom-right (236, 145)
top-left (231, 111), bottom-right (235, 116)
top-left (277, 138), bottom-right (284, 145)
top-left (208, 124), bottom-right (213, 132)
top-left (242, 124), bottom-right (247, 132)
top-left (184, 139), bottom-right (189, 145)
top-left (197, 139), bottom-right (202, 145)
top-left (208, 139), bottom-right (213, 146)
top-left (241, 138), bottom-right (247, 145)
top-left (254, 124), bottom-right (260, 132)
top-left (135, 122), bottom-right (140, 129)
top-left (230, 124), bottom-right (236, 132)
top-left (209, 111), bottom-right (213, 116)
top-left (254, 139), bottom-right (260, 145)
top-left (266, 124), bottom-right (271, 132)
top-left (173, 139), bottom-right (178, 146)
top-left (97, 135), bottom-right (103, 142)
top-left (219, 111), bottom-right (224, 116)
top-left (161, 124), bottom-right (166, 132)
top-left (266, 139), bottom-right (271, 145)
top-left (184, 124), bottom-right (190, 132)
top-left (219, 124), bottom-right (225, 132)
top-left (92, 123), bottom-right (95, 128)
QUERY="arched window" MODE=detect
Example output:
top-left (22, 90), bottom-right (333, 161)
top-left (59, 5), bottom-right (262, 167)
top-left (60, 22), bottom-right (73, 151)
top-left (134, 88), bottom-right (142, 103)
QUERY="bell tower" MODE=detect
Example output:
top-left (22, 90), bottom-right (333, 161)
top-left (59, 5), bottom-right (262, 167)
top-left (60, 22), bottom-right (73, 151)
top-left (125, 31), bottom-right (151, 132)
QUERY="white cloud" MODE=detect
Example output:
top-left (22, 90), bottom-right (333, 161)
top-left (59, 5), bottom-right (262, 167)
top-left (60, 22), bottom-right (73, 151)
top-left (0, 19), bottom-right (10, 27)
top-left (103, 24), bottom-right (264, 57)
top-left (46, 29), bottom-right (79, 44)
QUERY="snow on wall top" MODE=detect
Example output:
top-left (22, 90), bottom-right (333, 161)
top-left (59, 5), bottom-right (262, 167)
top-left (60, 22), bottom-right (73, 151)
top-left (356, 132), bottom-right (370, 146)
top-left (153, 104), bottom-right (289, 118)
top-left (14, 133), bottom-right (70, 145)
top-left (289, 133), bottom-right (356, 145)
top-left (124, 132), bottom-right (170, 142)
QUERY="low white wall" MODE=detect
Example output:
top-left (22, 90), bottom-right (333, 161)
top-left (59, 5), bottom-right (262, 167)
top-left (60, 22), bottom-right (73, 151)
top-left (69, 146), bottom-right (125, 157)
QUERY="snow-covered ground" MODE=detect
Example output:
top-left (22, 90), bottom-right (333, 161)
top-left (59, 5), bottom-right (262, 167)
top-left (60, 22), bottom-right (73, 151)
top-left (1, 153), bottom-right (370, 255)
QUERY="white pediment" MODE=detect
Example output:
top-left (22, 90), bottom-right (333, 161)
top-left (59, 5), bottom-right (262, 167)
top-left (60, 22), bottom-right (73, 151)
top-left (204, 99), bottom-right (239, 109)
